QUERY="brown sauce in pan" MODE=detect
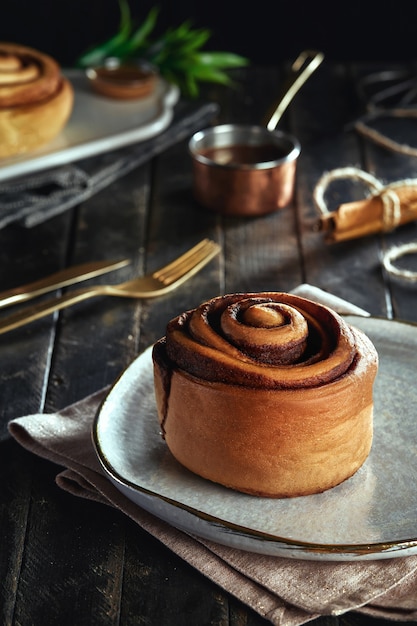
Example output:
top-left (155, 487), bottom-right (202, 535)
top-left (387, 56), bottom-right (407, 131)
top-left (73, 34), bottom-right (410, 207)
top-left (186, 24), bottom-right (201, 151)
top-left (200, 144), bottom-right (286, 166)
top-left (94, 66), bottom-right (153, 83)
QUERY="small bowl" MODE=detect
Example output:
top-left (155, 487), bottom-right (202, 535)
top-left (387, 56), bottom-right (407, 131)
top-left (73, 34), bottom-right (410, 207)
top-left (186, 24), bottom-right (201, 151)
top-left (86, 59), bottom-right (157, 100)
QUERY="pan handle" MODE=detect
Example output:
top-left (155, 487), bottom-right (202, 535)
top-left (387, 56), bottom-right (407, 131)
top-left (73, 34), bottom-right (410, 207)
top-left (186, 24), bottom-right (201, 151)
top-left (266, 50), bottom-right (324, 131)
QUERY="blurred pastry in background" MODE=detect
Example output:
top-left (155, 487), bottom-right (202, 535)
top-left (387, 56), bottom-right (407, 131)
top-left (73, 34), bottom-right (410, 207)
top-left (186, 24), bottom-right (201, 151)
top-left (0, 42), bottom-right (73, 158)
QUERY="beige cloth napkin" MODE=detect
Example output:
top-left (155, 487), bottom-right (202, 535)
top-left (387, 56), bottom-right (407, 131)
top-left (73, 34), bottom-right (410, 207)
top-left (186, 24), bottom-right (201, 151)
top-left (8, 285), bottom-right (417, 626)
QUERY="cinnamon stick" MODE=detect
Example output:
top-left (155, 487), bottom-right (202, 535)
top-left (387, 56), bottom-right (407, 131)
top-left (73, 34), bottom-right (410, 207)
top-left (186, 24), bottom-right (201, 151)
top-left (318, 185), bottom-right (417, 243)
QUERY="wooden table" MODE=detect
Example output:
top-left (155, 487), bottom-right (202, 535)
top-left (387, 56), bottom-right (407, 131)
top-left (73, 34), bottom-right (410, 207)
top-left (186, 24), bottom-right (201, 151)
top-left (1, 61), bottom-right (416, 625)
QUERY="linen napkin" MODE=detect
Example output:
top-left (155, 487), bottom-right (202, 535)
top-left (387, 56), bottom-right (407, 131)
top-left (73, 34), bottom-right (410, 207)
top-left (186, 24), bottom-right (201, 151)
top-left (8, 284), bottom-right (417, 626)
top-left (0, 100), bottom-right (218, 229)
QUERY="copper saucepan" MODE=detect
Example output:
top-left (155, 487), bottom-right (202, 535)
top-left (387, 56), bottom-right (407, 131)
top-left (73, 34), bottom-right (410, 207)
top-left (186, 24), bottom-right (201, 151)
top-left (189, 50), bottom-right (324, 217)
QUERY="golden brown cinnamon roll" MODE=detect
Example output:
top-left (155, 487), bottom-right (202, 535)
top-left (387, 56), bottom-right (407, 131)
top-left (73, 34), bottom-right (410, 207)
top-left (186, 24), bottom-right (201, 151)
top-left (0, 43), bottom-right (73, 158)
top-left (153, 292), bottom-right (378, 497)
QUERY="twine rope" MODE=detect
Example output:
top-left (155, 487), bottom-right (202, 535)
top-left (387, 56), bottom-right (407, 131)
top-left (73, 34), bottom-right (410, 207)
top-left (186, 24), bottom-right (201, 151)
top-left (355, 108), bottom-right (417, 157)
top-left (382, 242), bottom-right (417, 282)
top-left (314, 166), bottom-right (417, 282)
top-left (313, 166), bottom-right (417, 232)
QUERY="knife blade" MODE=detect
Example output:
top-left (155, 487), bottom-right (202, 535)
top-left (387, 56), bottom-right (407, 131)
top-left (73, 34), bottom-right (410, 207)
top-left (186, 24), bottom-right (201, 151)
top-left (0, 258), bottom-right (130, 309)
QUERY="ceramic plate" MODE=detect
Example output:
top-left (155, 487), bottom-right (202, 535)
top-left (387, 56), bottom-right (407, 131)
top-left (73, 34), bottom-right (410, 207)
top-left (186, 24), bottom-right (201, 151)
top-left (93, 316), bottom-right (417, 561)
top-left (0, 69), bottom-right (180, 182)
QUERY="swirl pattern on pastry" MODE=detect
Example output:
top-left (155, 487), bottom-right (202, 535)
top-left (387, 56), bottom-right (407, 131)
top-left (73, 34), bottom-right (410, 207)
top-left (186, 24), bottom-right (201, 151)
top-left (163, 292), bottom-right (361, 389)
top-left (0, 42), bottom-right (73, 158)
top-left (0, 43), bottom-right (61, 106)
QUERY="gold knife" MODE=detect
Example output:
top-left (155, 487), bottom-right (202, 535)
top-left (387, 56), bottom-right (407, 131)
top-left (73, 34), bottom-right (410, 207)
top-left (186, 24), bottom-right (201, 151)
top-left (0, 258), bottom-right (130, 309)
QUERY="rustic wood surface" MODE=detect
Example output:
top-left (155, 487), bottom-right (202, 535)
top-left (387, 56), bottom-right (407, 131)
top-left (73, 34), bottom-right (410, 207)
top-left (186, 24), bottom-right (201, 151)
top-left (0, 61), bottom-right (417, 625)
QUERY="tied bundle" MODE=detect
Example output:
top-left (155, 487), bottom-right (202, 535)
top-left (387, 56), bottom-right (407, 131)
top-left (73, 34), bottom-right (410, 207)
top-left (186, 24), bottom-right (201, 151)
top-left (314, 167), bottom-right (417, 243)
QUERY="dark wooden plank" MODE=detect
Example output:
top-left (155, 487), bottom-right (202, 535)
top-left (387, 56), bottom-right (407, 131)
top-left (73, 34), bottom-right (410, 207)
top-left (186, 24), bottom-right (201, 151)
top-left (0, 212), bottom-right (76, 439)
top-left (11, 457), bottom-right (122, 626)
top-left (120, 517), bottom-right (272, 626)
top-left (43, 166), bottom-right (152, 410)
top-left (350, 63), bottom-right (417, 324)
top-left (293, 62), bottom-right (389, 317)
top-left (139, 137), bottom-right (222, 352)
top-left (12, 165), bottom-right (154, 625)
top-left (0, 440), bottom-right (34, 626)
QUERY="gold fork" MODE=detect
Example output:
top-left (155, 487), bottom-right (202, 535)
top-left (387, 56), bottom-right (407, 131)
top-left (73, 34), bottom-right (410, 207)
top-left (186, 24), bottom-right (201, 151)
top-left (0, 239), bottom-right (220, 335)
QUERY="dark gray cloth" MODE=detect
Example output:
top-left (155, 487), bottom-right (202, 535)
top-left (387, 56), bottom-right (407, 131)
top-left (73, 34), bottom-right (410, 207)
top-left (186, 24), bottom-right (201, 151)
top-left (0, 101), bottom-right (219, 229)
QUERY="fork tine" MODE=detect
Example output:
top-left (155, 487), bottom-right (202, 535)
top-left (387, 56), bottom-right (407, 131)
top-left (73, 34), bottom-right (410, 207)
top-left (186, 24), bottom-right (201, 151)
top-left (153, 239), bottom-right (220, 285)
top-left (161, 241), bottom-right (221, 286)
top-left (153, 239), bottom-right (212, 280)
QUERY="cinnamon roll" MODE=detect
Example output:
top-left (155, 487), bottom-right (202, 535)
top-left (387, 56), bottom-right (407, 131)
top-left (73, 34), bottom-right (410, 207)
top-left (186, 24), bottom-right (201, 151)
top-left (0, 43), bottom-right (73, 158)
top-left (153, 292), bottom-right (378, 497)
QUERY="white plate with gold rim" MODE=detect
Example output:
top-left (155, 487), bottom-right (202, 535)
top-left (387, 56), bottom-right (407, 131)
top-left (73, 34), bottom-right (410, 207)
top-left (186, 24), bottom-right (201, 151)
top-left (93, 316), bottom-right (417, 561)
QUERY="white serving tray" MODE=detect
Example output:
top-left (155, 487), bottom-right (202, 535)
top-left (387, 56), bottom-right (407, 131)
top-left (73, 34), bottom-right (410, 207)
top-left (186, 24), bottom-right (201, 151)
top-left (0, 69), bottom-right (180, 183)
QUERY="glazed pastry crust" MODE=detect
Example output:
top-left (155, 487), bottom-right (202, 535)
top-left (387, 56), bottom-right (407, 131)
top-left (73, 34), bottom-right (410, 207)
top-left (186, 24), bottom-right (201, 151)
top-left (153, 292), bottom-right (378, 498)
top-left (0, 42), bottom-right (73, 158)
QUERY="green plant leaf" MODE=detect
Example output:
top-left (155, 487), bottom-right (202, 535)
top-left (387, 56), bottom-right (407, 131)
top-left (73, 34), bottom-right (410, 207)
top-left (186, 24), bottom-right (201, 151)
top-left (76, 0), bottom-right (132, 67)
top-left (197, 52), bottom-right (250, 69)
top-left (75, 2), bottom-right (250, 96)
top-left (119, 6), bottom-right (159, 55)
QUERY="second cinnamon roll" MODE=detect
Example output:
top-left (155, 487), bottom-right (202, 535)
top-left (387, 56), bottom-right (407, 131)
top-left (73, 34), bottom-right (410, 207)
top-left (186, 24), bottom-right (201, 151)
top-left (0, 42), bottom-right (74, 158)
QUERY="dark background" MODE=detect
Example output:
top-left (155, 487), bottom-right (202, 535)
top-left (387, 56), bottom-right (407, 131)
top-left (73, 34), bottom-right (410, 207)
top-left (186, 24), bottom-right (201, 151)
top-left (1, 0), bottom-right (417, 67)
